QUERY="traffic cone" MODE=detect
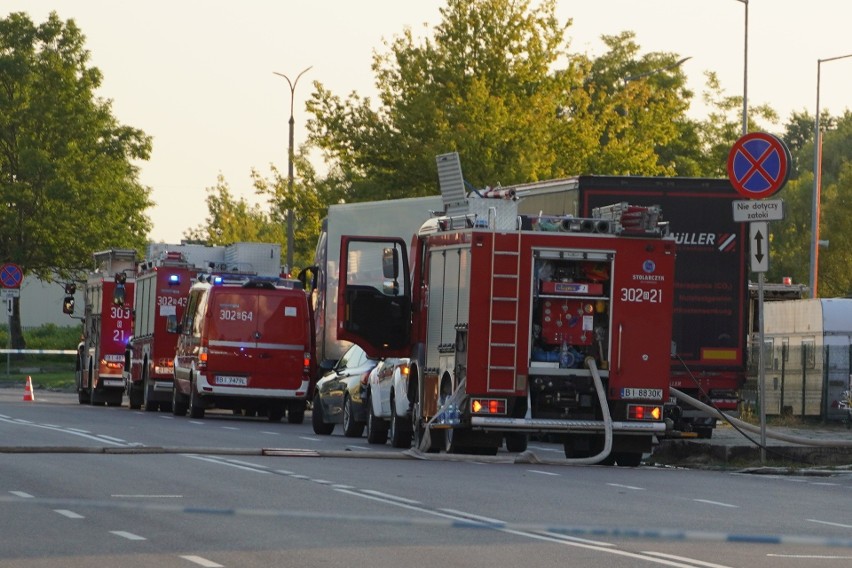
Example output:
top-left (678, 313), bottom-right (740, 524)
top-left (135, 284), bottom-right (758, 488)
top-left (22, 376), bottom-right (35, 402)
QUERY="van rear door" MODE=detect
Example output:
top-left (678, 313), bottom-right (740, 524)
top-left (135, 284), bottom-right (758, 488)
top-left (207, 287), bottom-right (307, 389)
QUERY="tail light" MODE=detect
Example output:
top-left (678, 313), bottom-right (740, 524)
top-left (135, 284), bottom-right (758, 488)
top-left (303, 352), bottom-right (311, 374)
top-left (470, 398), bottom-right (507, 415)
top-left (627, 404), bottom-right (663, 421)
top-left (198, 347), bottom-right (208, 370)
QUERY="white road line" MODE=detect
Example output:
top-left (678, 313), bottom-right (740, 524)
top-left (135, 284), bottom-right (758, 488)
top-left (607, 483), bottom-right (646, 491)
top-left (54, 509), bottom-right (84, 519)
top-left (693, 499), bottom-right (738, 508)
top-left (527, 469), bottom-right (559, 476)
top-left (97, 435), bottom-right (127, 443)
top-left (9, 491), bottom-right (33, 498)
top-left (188, 421), bottom-right (205, 425)
top-left (261, 431), bottom-right (279, 435)
top-left (110, 531), bottom-right (146, 541)
top-left (439, 509), bottom-right (503, 524)
top-left (312, 479), bottom-right (334, 485)
top-left (642, 551), bottom-right (736, 567)
top-left (111, 495), bottom-right (184, 499)
top-left (184, 455), bottom-right (271, 474)
top-left (299, 436), bottom-right (321, 441)
top-left (807, 518), bottom-right (852, 529)
top-left (362, 490), bottom-right (421, 505)
top-left (275, 469), bottom-right (295, 475)
top-left (810, 482), bottom-right (839, 486)
top-left (768, 554), bottom-right (852, 559)
top-left (181, 555), bottom-right (224, 567)
top-left (221, 426), bottom-right (239, 430)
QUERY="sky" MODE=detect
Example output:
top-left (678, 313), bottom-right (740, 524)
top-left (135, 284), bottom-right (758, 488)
top-left (5, 1), bottom-right (852, 244)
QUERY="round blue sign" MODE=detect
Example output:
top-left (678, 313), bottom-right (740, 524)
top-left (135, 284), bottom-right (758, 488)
top-left (727, 132), bottom-right (790, 199)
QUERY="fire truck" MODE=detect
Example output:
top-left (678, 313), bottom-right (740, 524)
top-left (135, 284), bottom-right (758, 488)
top-left (336, 154), bottom-right (676, 464)
top-left (123, 251), bottom-right (199, 412)
top-left (71, 249), bottom-right (137, 406)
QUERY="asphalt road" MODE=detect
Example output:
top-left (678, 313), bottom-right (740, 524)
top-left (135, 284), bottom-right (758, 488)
top-left (2, 389), bottom-right (852, 567)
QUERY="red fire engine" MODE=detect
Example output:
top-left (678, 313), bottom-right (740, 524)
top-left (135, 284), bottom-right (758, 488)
top-left (335, 154), bottom-right (676, 464)
top-left (123, 251), bottom-right (198, 411)
top-left (71, 249), bottom-right (137, 406)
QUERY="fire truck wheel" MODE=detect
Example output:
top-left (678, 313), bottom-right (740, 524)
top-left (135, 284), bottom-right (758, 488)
top-left (89, 384), bottom-right (104, 406)
top-left (504, 433), bottom-right (528, 453)
top-left (342, 395), bottom-right (365, 438)
top-left (614, 452), bottom-right (643, 467)
top-left (188, 379), bottom-right (205, 419)
top-left (128, 384), bottom-right (143, 410)
top-left (143, 375), bottom-right (158, 412)
top-left (311, 395), bottom-right (334, 435)
top-left (172, 386), bottom-right (187, 417)
top-left (107, 393), bottom-right (122, 407)
top-left (366, 401), bottom-right (389, 445)
top-left (287, 400), bottom-right (306, 424)
top-left (390, 403), bottom-right (412, 448)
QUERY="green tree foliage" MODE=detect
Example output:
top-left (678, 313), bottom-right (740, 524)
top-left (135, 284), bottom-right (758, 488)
top-left (183, 175), bottom-right (285, 246)
top-left (0, 12), bottom-right (152, 347)
top-left (305, 0), bottom-right (697, 202)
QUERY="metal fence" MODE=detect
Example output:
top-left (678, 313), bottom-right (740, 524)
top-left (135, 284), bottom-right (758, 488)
top-left (745, 340), bottom-right (851, 422)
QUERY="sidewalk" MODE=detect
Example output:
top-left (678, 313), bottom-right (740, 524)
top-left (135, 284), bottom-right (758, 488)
top-left (652, 420), bottom-right (852, 469)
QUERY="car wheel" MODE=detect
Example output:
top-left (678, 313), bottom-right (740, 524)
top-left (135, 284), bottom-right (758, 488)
top-left (172, 382), bottom-right (188, 416)
top-left (390, 402), bottom-right (412, 448)
top-left (366, 401), bottom-right (388, 445)
top-left (342, 395), bottom-right (365, 438)
top-left (311, 394), bottom-right (334, 435)
top-left (504, 432), bottom-right (528, 453)
top-left (287, 399), bottom-right (306, 424)
top-left (188, 379), bottom-right (205, 419)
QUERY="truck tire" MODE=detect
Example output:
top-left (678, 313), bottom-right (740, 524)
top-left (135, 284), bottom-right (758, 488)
top-left (366, 402), bottom-right (388, 445)
top-left (287, 399), bottom-right (306, 424)
top-left (311, 395), bottom-right (334, 435)
top-left (172, 385), bottom-right (188, 417)
top-left (143, 373), bottom-right (158, 412)
top-left (128, 382), bottom-right (143, 410)
top-left (504, 432), bottom-right (528, 453)
top-left (188, 380), bottom-right (205, 419)
top-left (342, 395), bottom-right (365, 438)
top-left (614, 452), bottom-right (643, 467)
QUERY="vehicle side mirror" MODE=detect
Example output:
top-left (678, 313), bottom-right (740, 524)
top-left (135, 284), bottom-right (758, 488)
top-left (166, 314), bottom-right (181, 334)
top-left (382, 247), bottom-right (399, 279)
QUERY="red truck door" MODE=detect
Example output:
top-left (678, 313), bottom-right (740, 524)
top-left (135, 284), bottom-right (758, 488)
top-left (337, 236), bottom-right (411, 359)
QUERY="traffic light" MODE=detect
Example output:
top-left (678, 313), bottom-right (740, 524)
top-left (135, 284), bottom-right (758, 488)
top-left (64, 282), bottom-right (76, 295)
top-left (62, 296), bottom-right (75, 315)
top-left (113, 272), bottom-right (126, 306)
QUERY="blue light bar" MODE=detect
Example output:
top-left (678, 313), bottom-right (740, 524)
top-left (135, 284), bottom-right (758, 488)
top-left (167, 274), bottom-right (181, 285)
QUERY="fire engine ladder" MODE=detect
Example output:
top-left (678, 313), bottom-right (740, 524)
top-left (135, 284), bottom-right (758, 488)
top-left (487, 231), bottom-right (521, 391)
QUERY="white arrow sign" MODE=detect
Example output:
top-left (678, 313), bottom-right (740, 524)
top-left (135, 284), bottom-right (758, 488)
top-left (733, 199), bottom-right (784, 222)
top-left (750, 222), bottom-right (769, 273)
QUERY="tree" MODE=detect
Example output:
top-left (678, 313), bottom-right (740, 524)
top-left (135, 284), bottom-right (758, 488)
top-left (0, 12), bottom-right (152, 348)
top-left (306, 0), bottom-right (697, 203)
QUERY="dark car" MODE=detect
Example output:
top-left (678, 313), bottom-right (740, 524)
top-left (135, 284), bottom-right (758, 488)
top-left (312, 344), bottom-right (379, 437)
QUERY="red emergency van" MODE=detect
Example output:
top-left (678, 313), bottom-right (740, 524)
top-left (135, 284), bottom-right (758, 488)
top-left (171, 276), bottom-right (314, 422)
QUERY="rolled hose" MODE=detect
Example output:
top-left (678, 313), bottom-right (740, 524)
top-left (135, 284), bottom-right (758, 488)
top-left (670, 387), bottom-right (852, 448)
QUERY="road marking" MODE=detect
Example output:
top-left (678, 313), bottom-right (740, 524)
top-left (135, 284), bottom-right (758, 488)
top-left (9, 491), bottom-right (33, 498)
top-left (810, 482), bottom-right (839, 486)
top-left (807, 519), bottom-right (852, 529)
top-left (527, 469), bottom-right (559, 476)
top-left (188, 421), bottom-right (205, 425)
top-left (607, 483), bottom-right (645, 491)
top-left (693, 499), bottom-right (738, 508)
top-left (768, 554), bottom-right (852, 559)
top-left (54, 509), bottom-right (84, 519)
top-left (181, 556), bottom-right (224, 567)
top-left (261, 431), bottom-right (279, 435)
top-left (111, 495), bottom-right (184, 499)
top-left (221, 426), bottom-right (239, 430)
top-left (97, 435), bottom-right (127, 443)
top-left (184, 455), bottom-right (271, 474)
top-left (110, 531), bottom-right (146, 541)
top-left (641, 551), bottom-right (736, 567)
top-left (362, 490), bottom-right (421, 505)
top-left (299, 436), bottom-right (321, 441)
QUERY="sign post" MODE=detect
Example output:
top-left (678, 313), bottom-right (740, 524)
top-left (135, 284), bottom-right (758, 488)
top-left (728, 132), bottom-right (790, 464)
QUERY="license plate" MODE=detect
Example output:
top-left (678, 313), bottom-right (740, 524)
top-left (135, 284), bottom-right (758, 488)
top-left (621, 388), bottom-right (663, 400)
top-left (216, 375), bottom-right (248, 386)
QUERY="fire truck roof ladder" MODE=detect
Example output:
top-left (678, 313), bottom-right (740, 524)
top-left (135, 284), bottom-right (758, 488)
top-left (487, 232), bottom-right (522, 392)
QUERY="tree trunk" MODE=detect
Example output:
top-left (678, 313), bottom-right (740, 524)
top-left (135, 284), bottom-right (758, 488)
top-left (9, 296), bottom-right (26, 352)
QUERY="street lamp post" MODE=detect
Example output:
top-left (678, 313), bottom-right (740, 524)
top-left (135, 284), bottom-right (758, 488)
top-left (273, 66), bottom-right (313, 273)
top-left (733, 0), bottom-right (748, 135)
top-left (809, 53), bottom-right (852, 298)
